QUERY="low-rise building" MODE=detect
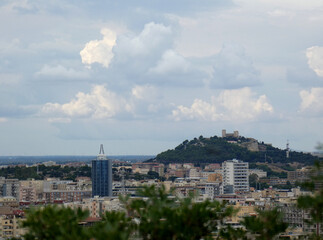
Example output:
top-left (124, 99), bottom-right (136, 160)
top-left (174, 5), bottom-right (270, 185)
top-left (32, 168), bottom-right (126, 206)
top-left (249, 169), bottom-right (267, 178)
top-left (0, 209), bottom-right (25, 239)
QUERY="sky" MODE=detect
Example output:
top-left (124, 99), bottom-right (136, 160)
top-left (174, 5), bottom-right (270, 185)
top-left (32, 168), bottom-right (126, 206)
top-left (0, 0), bottom-right (323, 156)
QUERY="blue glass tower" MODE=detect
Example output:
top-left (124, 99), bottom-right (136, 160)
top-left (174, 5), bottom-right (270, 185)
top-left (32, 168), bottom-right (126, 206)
top-left (91, 144), bottom-right (112, 197)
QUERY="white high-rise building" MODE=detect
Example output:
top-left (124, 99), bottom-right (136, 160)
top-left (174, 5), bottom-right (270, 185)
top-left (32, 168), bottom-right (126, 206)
top-left (222, 159), bottom-right (249, 193)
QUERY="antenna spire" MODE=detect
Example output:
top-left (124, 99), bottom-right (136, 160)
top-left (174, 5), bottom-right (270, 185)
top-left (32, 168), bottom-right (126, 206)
top-left (286, 140), bottom-right (290, 158)
top-left (97, 144), bottom-right (107, 160)
top-left (99, 144), bottom-right (105, 155)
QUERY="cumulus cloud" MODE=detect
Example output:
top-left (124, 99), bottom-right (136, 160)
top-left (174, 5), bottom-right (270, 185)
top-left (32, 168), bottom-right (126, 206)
top-left (306, 46), bottom-right (323, 77)
top-left (148, 50), bottom-right (190, 74)
top-left (173, 99), bottom-right (219, 121)
top-left (40, 84), bottom-right (166, 120)
top-left (172, 88), bottom-right (273, 121)
top-left (81, 24), bottom-right (261, 88)
top-left (114, 22), bottom-right (172, 61)
top-left (80, 28), bottom-right (117, 68)
top-left (111, 22), bottom-right (174, 76)
top-left (41, 85), bottom-right (132, 119)
top-left (35, 65), bottom-right (89, 79)
top-left (299, 88), bottom-right (323, 115)
top-left (209, 44), bottom-right (260, 89)
top-left (132, 85), bottom-right (158, 100)
top-left (129, 84), bottom-right (169, 116)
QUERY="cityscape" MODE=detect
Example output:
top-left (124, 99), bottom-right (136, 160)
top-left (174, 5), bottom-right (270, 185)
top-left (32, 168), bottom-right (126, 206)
top-left (1, 0), bottom-right (323, 239)
top-left (0, 130), bottom-right (322, 239)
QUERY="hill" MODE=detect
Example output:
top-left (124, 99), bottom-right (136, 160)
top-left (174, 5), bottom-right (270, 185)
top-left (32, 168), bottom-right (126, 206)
top-left (152, 135), bottom-right (320, 165)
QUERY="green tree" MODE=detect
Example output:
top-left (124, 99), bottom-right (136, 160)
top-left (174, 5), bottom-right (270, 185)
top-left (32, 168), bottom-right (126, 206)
top-left (242, 208), bottom-right (288, 240)
top-left (249, 173), bottom-right (259, 189)
top-left (218, 225), bottom-right (247, 240)
top-left (298, 193), bottom-right (323, 238)
top-left (22, 205), bottom-right (89, 240)
top-left (122, 185), bottom-right (234, 240)
top-left (297, 161), bottom-right (323, 238)
top-left (90, 211), bottom-right (135, 240)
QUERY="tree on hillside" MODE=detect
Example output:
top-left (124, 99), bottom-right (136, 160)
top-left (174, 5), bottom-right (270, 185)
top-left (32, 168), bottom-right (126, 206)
top-left (242, 208), bottom-right (288, 240)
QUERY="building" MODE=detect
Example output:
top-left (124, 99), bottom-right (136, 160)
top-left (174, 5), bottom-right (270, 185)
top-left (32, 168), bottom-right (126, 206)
top-left (42, 178), bottom-right (92, 203)
top-left (19, 179), bottom-right (44, 202)
top-left (222, 159), bottom-right (249, 193)
top-left (92, 144), bottom-right (112, 197)
top-left (0, 178), bottom-right (20, 200)
top-left (0, 210), bottom-right (25, 239)
top-left (222, 129), bottom-right (239, 138)
top-left (205, 183), bottom-right (221, 200)
top-left (249, 169), bottom-right (267, 178)
top-left (287, 168), bottom-right (310, 183)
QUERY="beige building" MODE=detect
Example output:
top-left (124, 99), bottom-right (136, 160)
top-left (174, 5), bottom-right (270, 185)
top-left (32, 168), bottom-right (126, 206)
top-left (19, 179), bottom-right (44, 202)
top-left (0, 209), bottom-right (26, 239)
top-left (0, 197), bottom-right (19, 208)
top-left (228, 202), bottom-right (257, 223)
top-left (207, 173), bottom-right (222, 182)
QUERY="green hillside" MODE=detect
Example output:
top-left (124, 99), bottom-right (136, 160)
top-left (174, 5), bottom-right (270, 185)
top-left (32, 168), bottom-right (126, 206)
top-left (154, 135), bottom-right (320, 165)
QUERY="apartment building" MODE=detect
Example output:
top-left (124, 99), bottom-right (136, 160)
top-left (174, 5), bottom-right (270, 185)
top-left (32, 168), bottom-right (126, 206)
top-left (222, 159), bottom-right (249, 193)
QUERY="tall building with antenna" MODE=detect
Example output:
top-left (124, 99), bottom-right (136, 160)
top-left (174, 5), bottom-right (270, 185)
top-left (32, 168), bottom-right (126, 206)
top-left (91, 144), bottom-right (112, 197)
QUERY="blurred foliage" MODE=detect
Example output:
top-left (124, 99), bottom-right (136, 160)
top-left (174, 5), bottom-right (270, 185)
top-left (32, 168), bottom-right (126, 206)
top-left (22, 205), bottom-right (89, 240)
top-left (121, 185), bottom-right (236, 240)
top-left (242, 208), bottom-right (288, 240)
top-left (297, 161), bottom-right (323, 237)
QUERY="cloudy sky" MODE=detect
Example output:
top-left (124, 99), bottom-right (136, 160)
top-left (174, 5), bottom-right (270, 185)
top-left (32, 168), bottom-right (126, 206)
top-left (1, 0), bottom-right (323, 156)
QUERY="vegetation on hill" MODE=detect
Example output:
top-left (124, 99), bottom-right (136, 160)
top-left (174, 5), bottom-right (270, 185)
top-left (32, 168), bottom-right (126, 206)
top-left (154, 135), bottom-right (320, 165)
top-left (0, 165), bottom-right (91, 181)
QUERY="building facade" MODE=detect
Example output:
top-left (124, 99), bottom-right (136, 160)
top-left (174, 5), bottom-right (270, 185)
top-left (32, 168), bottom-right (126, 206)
top-left (222, 159), bottom-right (249, 193)
top-left (0, 178), bottom-right (20, 200)
top-left (91, 144), bottom-right (112, 197)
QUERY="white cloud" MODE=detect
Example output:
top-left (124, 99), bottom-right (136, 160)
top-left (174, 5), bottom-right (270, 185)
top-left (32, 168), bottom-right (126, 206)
top-left (173, 99), bottom-right (219, 121)
top-left (217, 88), bottom-right (273, 119)
top-left (132, 85), bottom-right (157, 100)
top-left (299, 88), bottom-right (323, 115)
top-left (0, 118), bottom-right (8, 123)
top-left (172, 88), bottom-right (273, 121)
top-left (41, 85), bottom-right (132, 119)
top-left (114, 22), bottom-right (172, 60)
top-left (35, 65), bottom-right (89, 79)
top-left (130, 85), bottom-right (168, 116)
top-left (148, 50), bottom-right (190, 74)
top-left (306, 46), bottom-right (323, 77)
top-left (210, 44), bottom-right (260, 89)
top-left (80, 28), bottom-right (117, 68)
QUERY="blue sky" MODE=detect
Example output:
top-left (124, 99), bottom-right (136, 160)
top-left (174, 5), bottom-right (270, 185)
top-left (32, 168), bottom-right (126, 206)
top-left (0, 0), bottom-right (323, 155)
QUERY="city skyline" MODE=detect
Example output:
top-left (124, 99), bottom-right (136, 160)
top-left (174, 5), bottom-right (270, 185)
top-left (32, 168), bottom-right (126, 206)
top-left (1, 1), bottom-right (323, 155)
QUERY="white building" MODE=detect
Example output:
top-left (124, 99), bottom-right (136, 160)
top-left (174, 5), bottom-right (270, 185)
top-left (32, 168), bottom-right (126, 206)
top-left (222, 159), bottom-right (249, 193)
top-left (249, 169), bottom-right (267, 178)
